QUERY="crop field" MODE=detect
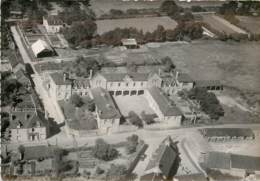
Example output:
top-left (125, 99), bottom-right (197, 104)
top-left (96, 16), bottom-right (178, 35)
top-left (91, 0), bottom-right (163, 17)
top-left (202, 14), bottom-right (247, 35)
top-left (236, 16), bottom-right (260, 34)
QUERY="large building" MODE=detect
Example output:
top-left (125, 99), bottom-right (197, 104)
top-left (31, 39), bottom-right (55, 58)
top-left (43, 15), bottom-right (65, 33)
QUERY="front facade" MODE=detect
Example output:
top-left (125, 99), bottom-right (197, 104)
top-left (43, 16), bottom-right (65, 33)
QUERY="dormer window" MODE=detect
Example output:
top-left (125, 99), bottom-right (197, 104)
top-left (32, 128), bottom-right (35, 132)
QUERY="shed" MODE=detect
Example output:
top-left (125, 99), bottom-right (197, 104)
top-left (121, 38), bottom-right (138, 49)
top-left (31, 39), bottom-right (54, 58)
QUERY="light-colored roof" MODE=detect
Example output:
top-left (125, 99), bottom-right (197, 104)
top-left (31, 39), bottom-right (53, 57)
top-left (95, 72), bottom-right (150, 82)
top-left (121, 38), bottom-right (137, 46)
top-left (147, 87), bottom-right (182, 117)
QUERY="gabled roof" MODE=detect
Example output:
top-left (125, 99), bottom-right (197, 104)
top-left (31, 39), bottom-right (53, 57)
top-left (205, 152), bottom-right (231, 170)
top-left (15, 70), bottom-right (31, 85)
top-left (49, 72), bottom-right (72, 85)
top-left (195, 80), bottom-right (222, 87)
top-left (121, 38), bottom-right (137, 46)
top-left (44, 15), bottom-right (64, 25)
top-left (177, 73), bottom-right (193, 83)
top-left (145, 136), bottom-right (178, 179)
top-left (201, 128), bottom-right (255, 138)
top-left (23, 145), bottom-right (56, 160)
top-left (147, 87), bottom-right (182, 117)
top-left (231, 155), bottom-right (260, 171)
top-left (96, 72), bottom-right (150, 82)
top-left (90, 88), bottom-right (121, 119)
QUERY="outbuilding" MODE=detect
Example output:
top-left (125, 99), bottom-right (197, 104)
top-left (31, 39), bottom-right (55, 58)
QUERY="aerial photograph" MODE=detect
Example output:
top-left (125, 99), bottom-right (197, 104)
top-left (1, 0), bottom-right (260, 180)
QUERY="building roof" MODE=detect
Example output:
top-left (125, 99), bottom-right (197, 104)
top-left (15, 70), bottom-right (31, 85)
top-left (175, 174), bottom-right (207, 181)
top-left (72, 79), bottom-right (90, 89)
top-left (147, 87), bottom-right (182, 117)
top-left (231, 154), bottom-right (260, 171)
top-left (31, 39), bottom-right (53, 57)
top-left (49, 72), bottom-right (72, 85)
top-left (23, 145), bottom-right (56, 160)
top-left (205, 152), bottom-right (231, 170)
top-left (34, 62), bottom-right (62, 73)
top-left (177, 73), bottom-right (193, 83)
top-left (99, 72), bottom-right (150, 82)
top-left (90, 88), bottom-right (121, 119)
top-left (195, 80), bottom-right (222, 87)
top-left (45, 15), bottom-right (64, 25)
top-left (201, 128), bottom-right (255, 138)
top-left (121, 38), bottom-right (137, 46)
top-left (145, 136), bottom-right (178, 179)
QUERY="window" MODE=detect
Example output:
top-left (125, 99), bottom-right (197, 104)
top-left (110, 82), bottom-right (113, 87)
top-left (32, 128), bottom-right (35, 132)
top-left (126, 83), bottom-right (129, 87)
top-left (118, 83), bottom-right (121, 87)
top-left (133, 83), bottom-right (136, 87)
top-left (141, 82), bottom-right (143, 86)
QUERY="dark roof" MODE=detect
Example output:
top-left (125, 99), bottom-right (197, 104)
top-left (177, 73), bottom-right (193, 83)
top-left (100, 73), bottom-right (150, 82)
top-left (231, 154), bottom-right (260, 171)
top-left (175, 174), bottom-right (207, 181)
top-left (15, 70), bottom-right (31, 85)
top-left (201, 128), bottom-right (255, 138)
top-left (72, 79), bottom-right (90, 89)
top-left (23, 145), bottom-right (55, 160)
top-left (147, 87), bottom-right (182, 117)
top-left (45, 15), bottom-right (64, 25)
top-left (195, 80), bottom-right (222, 87)
top-left (91, 88), bottom-right (121, 119)
top-left (205, 152), bottom-right (231, 170)
top-left (145, 136), bottom-right (178, 178)
top-left (50, 72), bottom-right (72, 85)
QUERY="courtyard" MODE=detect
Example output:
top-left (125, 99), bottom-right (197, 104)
top-left (112, 94), bottom-right (155, 117)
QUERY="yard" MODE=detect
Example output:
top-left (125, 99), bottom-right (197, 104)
top-left (96, 16), bottom-right (178, 35)
top-left (236, 16), bottom-right (260, 34)
top-left (113, 95), bottom-right (155, 117)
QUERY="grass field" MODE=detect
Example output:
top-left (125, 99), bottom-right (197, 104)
top-left (236, 16), bottom-right (260, 34)
top-left (202, 14), bottom-right (247, 35)
top-left (96, 16), bottom-right (178, 35)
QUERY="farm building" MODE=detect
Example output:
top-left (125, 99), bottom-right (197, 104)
top-left (31, 39), bottom-right (55, 58)
top-left (141, 136), bottom-right (179, 181)
top-left (203, 152), bottom-right (260, 177)
top-left (121, 38), bottom-right (138, 49)
top-left (175, 72), bottom-right (194, 90)
top-left (90, 87), bottom-right (121, 134)
top-left (194, 80), bottom-right (223, 91)
top-left (199, 128), bottom-right (255, 142)
top-left (43, 15), bottom-right (66, 33)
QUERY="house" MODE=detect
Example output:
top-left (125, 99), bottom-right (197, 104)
top-left (194, 80), bottom-right (223, 91)
top-left (9, 95), bottom-right (49, 142)
top-left (8, 52), bottom-right (26, 73)
top-left (14, 69), bottom-right (32, 90)
top-left (203, 152), bottom-right (260, 177)
top-left (175, 71), bottom-right (194, 90)
top-left (141, 136), bottom-right (179, 181)
top-left (43, 15), bottom-right (65, 33)
top-left (89, 87), bottom-right (121, 134)
top-left (31, 39), bottom-right (55, 58)
top-left (145, 87), bottom-right (183, 126)
top-left (90, 72), bottom-right (162, 96)
top-left (121, 38), bottom-right (138, 49)
top-left (200, 128), bottom-right (255, 142)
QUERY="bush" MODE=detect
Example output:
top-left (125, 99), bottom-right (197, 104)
top-left (70, 94), bottom-right (84, 107)
top-left (141, 111), bottom-right (156, 125)
top-left (92, 139), bottom-right (118, 161)
top-left (126, 134), bottom-right (139, 154)
top-left (107, 164), bottom-right (127, 177)
top-left (128, 111), bottom-right (143, 128)
top-left (95, 166), bottom-right (104, 175)
top-left (161, 56), bottom-right (175, 72)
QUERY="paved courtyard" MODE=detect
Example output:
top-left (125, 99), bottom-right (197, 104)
top-left (113, 95), bottom-right (155, 117)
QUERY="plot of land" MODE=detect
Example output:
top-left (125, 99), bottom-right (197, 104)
top-left (113, 95), bottom-right (155, 117)
top-left (96, 16), bottom-right (178, 35)
top-left (202, 14), bottom-right (247, 35)
top-left (236, 16), bottom-right (260, 34)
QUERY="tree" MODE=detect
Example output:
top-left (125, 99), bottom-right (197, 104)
top-left (95, 166), bottom-right (104, 175)
top-left (18, 145), bottom-right (25, 160)
top-left (1, 112), bottom-right (10, 137)
top-left (154, 25), bottom-right (166, 42)
top-left (161, 56), bottom-right (175, 72)
top-left (141, 111), bottom-right (155, 125)
top-left (107, 164), bottom-right (127, 177)
top-left (126, 134), bottom-right (139, 154)
top-left (92, 139), bottom-right (119, 161)
top-left (160, 0), bottom-right (180, 17)
top-left (70, 94), bottom-right (84, 107)
top-left (128, 111), bottom-right (143, 128)
top-left (126, 62), bottom-right (137, 73)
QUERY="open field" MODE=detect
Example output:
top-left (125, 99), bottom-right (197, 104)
top-left (91, 0), bottom-right (163, 17)
top-left (236, 16), bottom-right (260, 34)
top-left (96, 16), bottom-right (178, 35)
top-left (202, 14), bottom-right (247, 35)
top-left (113, 95), bottom-right (155, 116)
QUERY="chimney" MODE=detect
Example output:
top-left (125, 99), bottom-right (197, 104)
top-left (176, 71), bottom-right (179, 80)
top-left (63, 73), bottom-right (67, 81)
top-left (44, 110), bottom-right (49, 120)
top-left (158, 68), bottom-right (161, 76)
top-left (89, 69), bottom-right (93, 80)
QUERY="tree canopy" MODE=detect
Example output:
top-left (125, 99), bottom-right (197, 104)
top-left (92, 139), bottom-right (119, 161)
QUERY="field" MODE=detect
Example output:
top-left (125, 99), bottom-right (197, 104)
top-left (202, 14), bottom-right (247, 35)
top-left (91, 0), bottom-right (163, 18)
top-left (236, 16), bottom-right (260, 34)
top-left (96, 16), bottom-right (178, 35)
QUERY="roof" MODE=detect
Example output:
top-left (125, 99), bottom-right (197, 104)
top-left (90, 88), bottom-right (121, 119)
top-left (231, 154), bottom-right (260, 171)
top-left (201, 128), bottom-right (255, 138)
top-left (121, 38), bottom-right (137, 46)
top-left (175, 174), bottom-right (207, 181)
top-left (195, 80), bottom-right (222, 87)
top-left (34, 62), bottom-right (62, 73)
top-left (147, 87), bottom-right (182, 117)
top-left (145, 136), bottom-right (178, 178)
top-left (50, 72), bottom-right (72, 85)
top-left (31, 39), bottom-right (53, 57)
top-left (15, 70), bottom-right (31, 85)
top-left (45, 15), bottom-right (64, 25)
top-left (205, 152), bottom-right (231, 170)
top-left (72, 79), bottom-right (90, 89)
top-left (98, 72), bottom-right (150, 82)
top-left (177, 73), bottom-right (193, 83)
top-left (23, 145), bottom-right (56, 160)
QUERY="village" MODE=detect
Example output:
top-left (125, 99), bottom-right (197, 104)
top-left (1, 0), bottom-right (260, 181)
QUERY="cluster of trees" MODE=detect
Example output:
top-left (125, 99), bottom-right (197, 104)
top-left (63, 56), bottom-right (101, 78)
top-left (161, 56), bottom-right (176, 72)
top-left (1, 112), bottom-right (10, 138)
top-left (219, 1), bottom-right (260, 16)
top-left (92, 139), bottom-right (119, 161)
top-left (70, 94), bottom-right (95, 111)
top-left (125, 134), bottom-right (139, 154)
top-left (128, 111), bottom-right (143, 128)
top-left (106, 164), bottom-right (127, 177)
top-left (187, 88), bottom-right (224, 120)
top-left (140, 111), bottom-right (156, 125)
